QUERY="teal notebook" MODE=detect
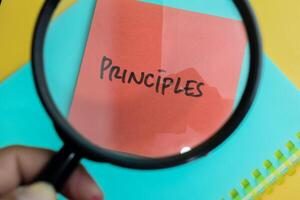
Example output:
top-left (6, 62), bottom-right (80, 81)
top-left (0, 1), bottom-right (300, 199)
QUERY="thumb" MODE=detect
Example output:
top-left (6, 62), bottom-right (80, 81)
top-left (1, 182), bottom-right (56, 200)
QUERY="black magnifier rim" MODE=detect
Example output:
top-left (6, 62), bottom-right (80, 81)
top-left (32, 0), bottom-right (262, 169)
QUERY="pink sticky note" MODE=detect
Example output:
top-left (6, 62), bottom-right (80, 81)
top-left (68, 0), bottom-right (247, 157)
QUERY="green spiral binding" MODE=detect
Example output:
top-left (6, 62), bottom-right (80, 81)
top-left (222, 132), bottom-right (300, 200)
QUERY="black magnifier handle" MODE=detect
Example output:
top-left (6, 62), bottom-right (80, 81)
top-left (36, 145), bottom-right (82, 191)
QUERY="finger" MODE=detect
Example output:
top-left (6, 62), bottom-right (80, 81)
top-left (0, 146), bottom-right (52, 194)
top-left (0, 146), bottom-right (103, 200)
top-left (0, 182), bottom-right (56, 200)
top-left (62, 166), bottom-right (104, 200)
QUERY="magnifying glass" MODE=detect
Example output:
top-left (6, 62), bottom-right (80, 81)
top-left (31, 0), bottom-right (261, 191)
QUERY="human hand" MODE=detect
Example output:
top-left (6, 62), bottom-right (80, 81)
top-left (0, 146), bottom-right (103, 200)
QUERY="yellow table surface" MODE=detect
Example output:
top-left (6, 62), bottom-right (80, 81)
top-left (0, 0), bottom-right (76, 82)
top-left (251, 0), bottom-right (300, 90)
top-left (261, 164), bottom-right (300, 200)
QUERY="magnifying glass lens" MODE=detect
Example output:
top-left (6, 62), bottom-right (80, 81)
top-left (44, 0), bottom-right (250, 158)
